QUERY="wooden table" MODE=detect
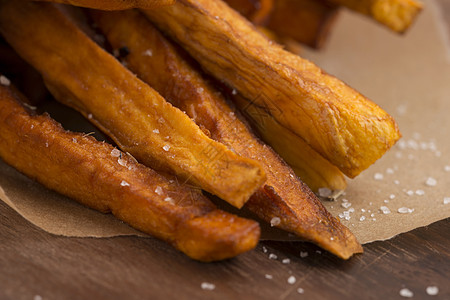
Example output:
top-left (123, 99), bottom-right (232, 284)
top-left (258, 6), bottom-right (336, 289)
top-left (1, 1), bottom-right (450, 299)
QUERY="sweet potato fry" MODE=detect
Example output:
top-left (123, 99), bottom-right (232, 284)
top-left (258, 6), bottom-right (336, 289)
top-left (92, 10), bottom-right (362, 259)
top-left (142, 0), bottom-right (401, 178)
top-left (0, 1), bottom-right (266, 209)
top-left (225, 0), bottom-right (339, 48)
top-left (0, 80), bottom-right (260, 262)
top-left (326, 0), bottom-right (423, 33)
top-left (33, 0), bottom-right (175, 10)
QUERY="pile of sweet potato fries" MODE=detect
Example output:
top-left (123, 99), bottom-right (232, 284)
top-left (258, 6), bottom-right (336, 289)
top-left (0, 0), bottom-right (421, 261)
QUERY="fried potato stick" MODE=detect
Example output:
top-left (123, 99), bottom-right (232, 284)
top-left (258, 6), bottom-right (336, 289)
top-left (0, 1), bottom-right (267, 209)
top-left (326, 0), bottom-right (422, 33)
top-left (225, 0), bottom-right (339, 48)
top-left (92, 10), bottom-right (362, 259)
top-left (142, 0), bottom-right (401, 178)
top-left (33, 0), bottom-right (175, 10)
top-left (0, 80), bottom-right (260, 261)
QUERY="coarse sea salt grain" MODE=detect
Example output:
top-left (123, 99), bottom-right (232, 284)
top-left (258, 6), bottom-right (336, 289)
top-left (426, 286), bottom-right (439, 296)
top-left (265, 274), bottom-right (273, 279)
top-left (201, 282), bottom-right (215, 291)
top-left (406, 190), bottom-right (414, 196)
top-left (341, 202), bottom-right (352, 209)
top-left (300, 251), bottom-right (308, 258)
top-left (390, 194), bottom-right (396, 200)
top-left (399, 288), bottom-right (414, 298)
top-left (269, 253), bottom-right (277, 260)
top-left (118, 158), bottom-right (127, 167)
top-left (153, 129), bottom-right (159, 134)
top-left (163, 145), bottom-right (170, 151)
top-left (287, 276), bottom-right (296, 285)
top-left (380, 206), bottom-right (391, 214)
top-left (398, 207), bottom-right (414, 214)
top-left (262, 246), bottom-right (268, 253)
top-left (297, 288), bottom-right (304, 294)
top-left (155, 186), bottom-right (163, 195)
top-left (445, 165), bottom-right (450, 172)
top-left (374, 173), bottom-right (384, 180)
top-left (415, 190), bottom-right (425, 196)
top-left (0, 75), bottom-right (10, 86)
top-left (444, 197), bottom-right (450, 205)
top-left (282, 258), bottom-right (290, 264)
top-left (360, 216), bottom-right (366, 221)
top-left (426, 177), bottom-right (437, 186)
top-left (164, 197), bottom-right (175, 204)
top-left (270, 217), bottom-right (281, 227)
top-left (143, 49), bottom-right (153, 56)
top-left (120, 180), bottom-right (130, 187)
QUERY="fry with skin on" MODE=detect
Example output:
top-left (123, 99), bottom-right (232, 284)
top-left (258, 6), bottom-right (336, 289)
top-left (92, 9), bottom-right (362, 259)
top-left (326, 0), bottom-right (423, 33)
top-left (225, 0), bottom-right (339, 48)
top-left (33, 0), bottom-right (175, 10)
top-left (0, 1), bottom-right (267, 209)
top-left (0, 81), bottom-right (260, 262)
top-left (142, 0), bottom-right (401, 178)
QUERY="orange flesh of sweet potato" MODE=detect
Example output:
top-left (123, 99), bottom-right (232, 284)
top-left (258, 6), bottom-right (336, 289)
top-left (142, 0), bottom-right (401, 178)
top-left (0, 81), bottom-right (260, 261)
top-left (92, 10), bottom-right (362, 259)
top-left (0, 1), bottom-right (267, 208)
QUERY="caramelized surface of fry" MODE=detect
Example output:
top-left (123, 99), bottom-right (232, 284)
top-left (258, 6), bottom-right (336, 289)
top-left (327, 0), bottom-right (423, 33)
top-left (142, 0), bottom-right (401, 178)
top-left (226, 0), bottom-right (339, 48)
top-left (33, 0), bottom-right (175, 10)
top-left (0, 82), bottom-right (260, 261)
top-left (93, 10), bottom-right (362, 258)
top-left (0, 1), bottom-right (267, 208)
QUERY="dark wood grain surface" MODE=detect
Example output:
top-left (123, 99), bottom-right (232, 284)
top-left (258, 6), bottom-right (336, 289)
top-left (1, 1), bottom-right (450, 300)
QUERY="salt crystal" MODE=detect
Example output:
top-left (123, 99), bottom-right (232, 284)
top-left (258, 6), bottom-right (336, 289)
top-left (318, 187), bottom-right (332, 198)
top-left (443, 197), bottom-right (450, 205)
top-left (300, 251), bottom-right (308, 258)
top-left (33, 296), bottom-right (42, 300)
top-left (270, 217), bottom-right (281, 227)
top-left (201, 282), bottom-right (215, 291)
top-left (399, 288), bottom-right (413, 298)
top-left (0, 75), bottom-right (10, 86)
top-left (143, 49), bottom-right (153, 56)
top-left (415, 190), bottom-right (425, 196)
top-left (287, 276), bottom-right (296, 285)
top-left (231, 89), bottom-right (237, 95)
top-left (380, 206), bottom-right (391, 214)
top-left (360, 216), bottom-right (366, 222)
top-left (282, 258), bottom-right (290, 264)
top-left (386, 168), bottom-right (394, 174)
top-left (87, 113), bottom-right (93, 119)
top-left (361, 209), bottom-right (366, 212)
top-left (426, 177), bottom-right (437, 186)
top-left (394, 180), bottom-right (400, 185)
top-left (265, 274), bottom-right (273, 279)
top-left (341, 202), bottom-right (352, 209)
top-left (426, 286), bottom-right (439, 296)
top-left (370, 213), bottom-right (375, 217)
top-left (297, 288), bottom-right (305, 294)
top-left (348, 208), bottom-right (355, 213)
top-left (398, 207), bottom-right (414, 214)
top-left (196, 87), bottom-right (204, 93)
top-left (163, 145), bottom-right (170, 151)
top-left (118, 158), bottom-right (127, 167)
top-left (316, 250), bottom-right (322, 254)
top-left (164, 197), bottom-right (175, 204)
top-left (384, 200), bottom-right (389, 204)
top-left (445, 165), bottom-right (450, 172)
top-left (374, 173), bottom-right (384, 180)
top-left (390, 194), bottom-right (396, 200)
top-left (153, 129), bottom-right (159, 134)
top-left (268, 253), bottom-right (277, 260)
top-left (72, 138), bottom-right (77, 143)
top-left (406, 190), bottom-right (414, 196)
top-left (330, 237), bottom-right (334, 241)
top-left (262, 246), bottom-right (268, 253)
top-left (45, 143), bottom-right (49, 148)
top-left (120, 180), bottom-right (130, 187)
top-left (155, 186), bottom-right (163, 195)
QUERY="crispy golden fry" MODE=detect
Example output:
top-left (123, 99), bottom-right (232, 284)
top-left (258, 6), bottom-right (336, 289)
top-left (0, 1), bottom-right (267, 209)
top-left (326, 0), bottom-right (422, 33)
top-left (92, 10), bottom-right (362, 258)
top-left (33, 0), bottom-right (174, 10)
top-left (142, 0), bottom-right (401, 178)
top-left (0, 81), bottom-right (260, 261)
top-left (231, 92), bottom-right (347, 192)
top-left (225, 0), bottom-right (339, 48)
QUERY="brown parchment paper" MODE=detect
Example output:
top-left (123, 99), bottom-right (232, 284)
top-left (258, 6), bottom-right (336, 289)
top-left (0, 0), bottom-right (449, 244)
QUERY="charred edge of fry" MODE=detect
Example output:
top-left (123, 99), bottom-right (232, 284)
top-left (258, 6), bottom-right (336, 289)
top-left (92, 9), bottom-right (362, 259)
top-left (0, 0), bottom-right (266, 209)
top-left (0, 82), bottom-right (260, 261)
